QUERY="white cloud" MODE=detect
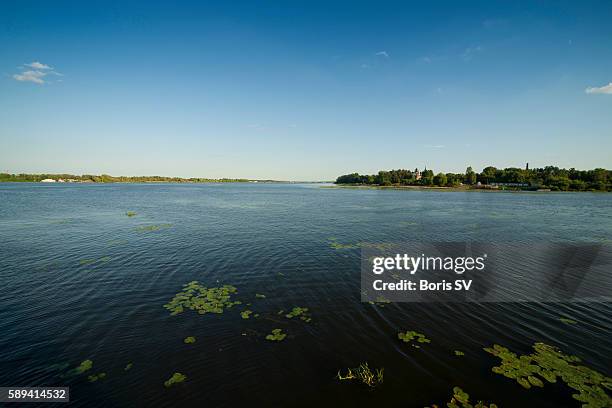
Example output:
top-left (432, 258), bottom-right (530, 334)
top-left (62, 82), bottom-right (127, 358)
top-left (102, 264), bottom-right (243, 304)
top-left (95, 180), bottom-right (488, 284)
top-left (13, 70), bottom-right (47, 84)
top-left (420, 56), bottom-right (432, 63)
top-left (25, 61), bottom-right (52, 70)
top-left (424, 144), bottom-right (445, 149)
top-left (585, 83), bottom-right (612, 94)
top-left (13, 61), bottom-right (62, 84)
top-left (375, 51), bottom-right (389, 58)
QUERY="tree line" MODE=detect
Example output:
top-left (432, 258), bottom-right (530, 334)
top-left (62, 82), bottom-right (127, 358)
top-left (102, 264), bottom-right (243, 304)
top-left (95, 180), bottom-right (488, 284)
top-left (335, 166), bottom-right (611, 191)
top-left (0, 173), bottom-right (249, 183)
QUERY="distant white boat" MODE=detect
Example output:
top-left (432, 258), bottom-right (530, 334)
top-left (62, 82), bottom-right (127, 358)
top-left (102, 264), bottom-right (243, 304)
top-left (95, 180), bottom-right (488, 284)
top-left (40, 179), bottom-right (56, 183)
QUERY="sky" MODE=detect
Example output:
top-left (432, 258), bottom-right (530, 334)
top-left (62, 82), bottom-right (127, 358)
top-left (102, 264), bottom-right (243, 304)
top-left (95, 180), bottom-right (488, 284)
top-left (1, 0), bottom-right (611, 181)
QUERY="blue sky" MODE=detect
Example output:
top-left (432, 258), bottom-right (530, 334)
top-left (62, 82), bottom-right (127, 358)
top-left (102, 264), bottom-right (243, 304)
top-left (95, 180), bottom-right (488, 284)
top-left (1, 1), bottom-right (611, 180)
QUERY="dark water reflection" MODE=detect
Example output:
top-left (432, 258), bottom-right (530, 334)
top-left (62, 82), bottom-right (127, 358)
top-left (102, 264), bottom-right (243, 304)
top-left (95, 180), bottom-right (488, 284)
top-left (0, 183), bottom-right (610, 407)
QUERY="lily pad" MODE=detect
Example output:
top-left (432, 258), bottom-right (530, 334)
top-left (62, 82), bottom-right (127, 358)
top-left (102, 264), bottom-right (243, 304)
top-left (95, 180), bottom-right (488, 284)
top-left (74, 360), bottom-right (93, 374)
top-left (164, 372), bottom-right (187, 387)
top-left (124, 362), bottom-right (133, 371)
top-left (163, 281), bottom-right (239, 316)
top-left (265, 328), bottom-right (287, 341)
top-left (454, 350), bottom-right (465, 356)
top-left (126, 211), bottom-right (137, 217)
top-left (285, 307), bottom-right (312, 322)
top-left (87, 372), bottom-right (106, 382)
top-left (184, 336), bottom-right (196, 344)
top-left (485, 342), bottom-right (612, 407)
top-left (398, 330), bottom-right (431, 346)
top-left (241, 310), bottom-right (253, 319)
top-left (560, 317), bottom-right (578, 325)
top-left (255, 293), bottom-right (266, 299)
top-left (430, 386), bottom-right (498, 408)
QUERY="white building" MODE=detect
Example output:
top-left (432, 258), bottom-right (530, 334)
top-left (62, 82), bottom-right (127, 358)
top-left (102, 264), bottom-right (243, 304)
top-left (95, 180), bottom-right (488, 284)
top-left (40, 179), bottom-right (56, 183)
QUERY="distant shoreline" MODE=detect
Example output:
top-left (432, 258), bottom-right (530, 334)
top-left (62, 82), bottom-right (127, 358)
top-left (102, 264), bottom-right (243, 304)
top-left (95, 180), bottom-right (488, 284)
top-left (0, 173), bottom-right (326, 184)
top-left (325, 184), bottom-right (610, 193)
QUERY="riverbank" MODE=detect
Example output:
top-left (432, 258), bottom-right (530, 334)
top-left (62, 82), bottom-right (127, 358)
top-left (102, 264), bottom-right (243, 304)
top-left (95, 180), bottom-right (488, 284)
top-left (324, 184), bottom-right (604, 193)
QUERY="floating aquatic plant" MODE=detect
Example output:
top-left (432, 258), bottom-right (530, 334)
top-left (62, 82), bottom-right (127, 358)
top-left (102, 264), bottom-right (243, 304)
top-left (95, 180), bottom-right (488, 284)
top-left (484, 342), bottom-right (612, 407)
top-left (375, 296), bottom-right (391, 304)
top-left (430, 386), bottom-right (498, 408)
top-left (164, 372), bottom-right (187, 387)
top-left (398, 330), bottom-right (431, 348)
top-left (330, 241), bottom-right (360, 249)
top-left (454, 350), bottom-right (465, 356)
top-left (241, 310), bottom-right (253, 319)
top-left (126, 211), bottom-right (137, 217)
top-left (124, 362), bottom-right (133, 371)
top-left (74, 360), bottom-right (93, 374)
top-left (184, 336), bottom-right (196, 344)
top-left (337, 363), bottom-right (384, 388)
top-left (163, 281), bottom-right (240, 316)
top-left (79, 257), bottom-right (111, 266)
top-left (107, 239), bottom-right (129, 246)
top-left (136, 223), bottom-right (172, 232)
top-left (285, 307), bottom-right (311, 322)
top-left (87, 372), bottom-right (106, 382)
top-left (255, 293), bottom-right (266, 299)
top-left (560, 317), bottom-right (578, 325)
top-left (265, 328), bottom-right (287, 341)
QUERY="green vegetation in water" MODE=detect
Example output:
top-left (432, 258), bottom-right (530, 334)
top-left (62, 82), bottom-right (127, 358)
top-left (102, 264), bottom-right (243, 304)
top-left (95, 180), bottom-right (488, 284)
top-left (124, 362), bottom-right (133, 371)
top-left (430, 386), bottom-right (498, 408)
top-left (125, 211), bottom-right (137, 217)
top-left (79, 257), bottom-right (111, 266)
top-left (136, 223), bottom-right (172, 232)
top-left (398, 330), bottom-right (431, 348)
top-left (163, 281), bottom-right (240, 316)
top-left (560, 317), bottom-right (578, 325)
top-left (484, 342), bottom-right (612, 407)
top-left (73, 360), bottom-right (93, 374)
top-left (375, 296), bottom-right (391, 305)
top-left (87, 372), bottom-right (106, 382)
top-left (255, 293), bottom-right (266, 299)
top-left (455, 350), bottom-right (466, 356)
top-left (337, 363), bottom-right (384, 388)
top-left (265, 329), bottom-right (287, 341)
top-left (184, 336), bottom-right (196, 344)
top-left (285, 307), bottom-right (312, 322)
top-left (241, 310), bottom-right (253, 319)
top-left (164, 372), bottom-right (187, 387)
top-left (330, 241), bottom-right (359, 250)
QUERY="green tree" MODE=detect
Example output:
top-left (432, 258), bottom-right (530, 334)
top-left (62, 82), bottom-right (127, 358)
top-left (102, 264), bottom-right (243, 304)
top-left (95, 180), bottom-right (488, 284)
top-left (433, 172), bottom-right (447, 186)
top-left (465, 167), bottom-right (476, 185)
